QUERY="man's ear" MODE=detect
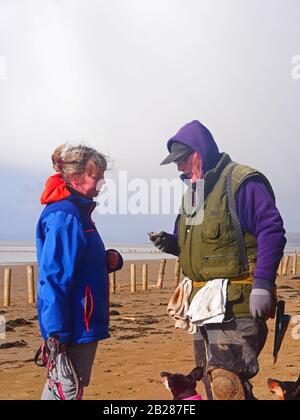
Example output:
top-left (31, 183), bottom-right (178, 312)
top-left (188, 367), bottom-right (204, 382)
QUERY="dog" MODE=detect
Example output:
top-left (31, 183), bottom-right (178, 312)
top-left (268, 374), bottom-right (300, 400)
top-left (161, 367), bottom-right (204, 400)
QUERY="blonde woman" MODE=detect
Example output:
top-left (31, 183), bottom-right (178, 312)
top-left (36, 144), bottom-right (123, 400)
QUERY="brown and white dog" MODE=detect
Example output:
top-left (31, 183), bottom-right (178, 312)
top-left (268, 374), bottom-right (300, 400)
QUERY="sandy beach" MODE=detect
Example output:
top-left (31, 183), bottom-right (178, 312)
top-left (0, 259), bottom-right (300, 400)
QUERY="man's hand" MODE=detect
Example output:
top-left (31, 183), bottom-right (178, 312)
top-left (250, 288), bottom-right (273, 320)
top-left (149, 231), bottom-right (179, 256)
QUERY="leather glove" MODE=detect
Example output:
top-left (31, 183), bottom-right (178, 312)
top-left (250, 288), bottom-right (273, 320)
top-left (149, 231), bottom-right (179, 256)
top-left (106, 249), bottom-right (124, 273)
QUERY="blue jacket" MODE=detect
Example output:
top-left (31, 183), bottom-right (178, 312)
top-left (36, 174), bottom-right (110, 345)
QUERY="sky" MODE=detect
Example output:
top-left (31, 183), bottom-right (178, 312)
top-left (0, 0), bottom-right (299, 243)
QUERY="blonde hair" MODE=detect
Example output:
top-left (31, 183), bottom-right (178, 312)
top-left (52, 143), bottom-right (108, 180)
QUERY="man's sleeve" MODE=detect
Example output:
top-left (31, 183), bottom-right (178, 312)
top-left (236, 177), bottom-right (286, 291)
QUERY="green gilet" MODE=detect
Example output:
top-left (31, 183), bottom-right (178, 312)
top-left (178, 153), bottom-right (274, 319)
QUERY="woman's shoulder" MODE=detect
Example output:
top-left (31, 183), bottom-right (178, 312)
top-left (40, 199), bottom-right (81, 222)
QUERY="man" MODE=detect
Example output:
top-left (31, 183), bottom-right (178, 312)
top-left (151, 120), bottom-right (286, 400)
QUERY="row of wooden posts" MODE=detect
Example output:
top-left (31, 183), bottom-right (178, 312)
top-left (278, 252), bottom-right (299, 276)
top-left (2, 253), bottom-right (298, 307)
top-left (2, 259), bottom-right (181, 307)
top-left (108, 258), bottom-right (181, 294)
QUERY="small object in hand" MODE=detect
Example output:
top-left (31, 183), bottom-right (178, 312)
top-left (147, 232), bottom-right (159, 240)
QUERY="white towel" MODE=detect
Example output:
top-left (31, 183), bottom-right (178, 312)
top-left (186, 278), bottom-right (228, 327)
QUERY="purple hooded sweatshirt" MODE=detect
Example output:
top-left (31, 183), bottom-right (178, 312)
top-left (170, 120), bottom-right (286, 291)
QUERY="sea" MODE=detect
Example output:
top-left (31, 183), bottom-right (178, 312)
top-left (0, 241), bottom-right (176, 265)
top-left (0, 233), bottom-right (299, 265)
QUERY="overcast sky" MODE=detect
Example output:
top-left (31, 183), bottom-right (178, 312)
top-left (0, 0), bottom-right (299, 242)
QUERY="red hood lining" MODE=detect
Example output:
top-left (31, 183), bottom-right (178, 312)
top-left (40, 173), bottom-right (71, 205)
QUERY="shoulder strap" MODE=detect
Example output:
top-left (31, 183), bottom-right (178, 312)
top-left (226, 164), bottom-right (249, 272)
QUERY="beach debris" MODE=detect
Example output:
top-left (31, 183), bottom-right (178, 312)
top-left (123, 317), bottom-right (137, 322)
top-left (110, 303), bottom-right (123, 308)
top-left (6, 318), bottom-right (33, 328)
top-left (5, 326), bottom-right (15, 333)
top-left (118, 334), bottom-right (145, 340)
top-left (147, 378), bottom-right (161, 384)
top-left (137, 317), bottom-right (159, 325)
top-left (0, 340), bottom-right (27, 350)
top-left (109, 310), bottom-right (121, 316)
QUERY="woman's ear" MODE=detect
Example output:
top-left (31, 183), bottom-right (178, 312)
top-left (68, 173), bottom-right (81, 187)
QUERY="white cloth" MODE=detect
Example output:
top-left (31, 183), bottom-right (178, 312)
top-left (186, 278), bottom-right (228, 327)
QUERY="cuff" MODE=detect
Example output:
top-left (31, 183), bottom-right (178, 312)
top-left (253, 277), bottom-right (275, 292)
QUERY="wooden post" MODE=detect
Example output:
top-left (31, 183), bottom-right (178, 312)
top-left (131, 264), bottom-right (136, 293)
top-left (109, 272), bottom-right (116, 294)
top-left (292, 251), bottom-right (298, 275)
top-left (277, 259), bottom-right (283, 276)
top-left (156, 259), bottom-right (166, 289)
top-left (282, 255), bottom-right (290, 276)
top-left (27, 265), bottom-right (35, 304)
top-left (142, 264), bottom-right (148, 291)
top-left (4, 268), bottom-right (12, 307)
top-left (174, 258), bottom-right (181, 287)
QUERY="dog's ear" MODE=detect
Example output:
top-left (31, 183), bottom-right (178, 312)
top-left (188, 367), bottom-right (204, 382)
top-left (267, 379), bottom-right (285, 400)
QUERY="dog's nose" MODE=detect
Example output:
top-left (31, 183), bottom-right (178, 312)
top-left (160, 372), bottom-right (170, 378)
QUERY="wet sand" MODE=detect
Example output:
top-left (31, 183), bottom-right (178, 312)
top-left (0, 260), bottom-right (300, 400)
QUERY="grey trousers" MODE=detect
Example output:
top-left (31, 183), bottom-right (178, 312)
top-left (194, 318), bottom-right (268, 400)
top-left (41, 341), bottom-right (98, 400)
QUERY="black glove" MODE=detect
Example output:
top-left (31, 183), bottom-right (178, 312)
top-left (149, 231), bottom-right (179, 256)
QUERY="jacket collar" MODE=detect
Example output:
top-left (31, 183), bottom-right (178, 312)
top-left (40, 173), bottom-right (96, 210)
top-left (203, 152), bottom-right (232, 199)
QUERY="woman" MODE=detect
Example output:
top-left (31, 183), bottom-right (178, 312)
top-left (36, 144), bottom-right (123, 400)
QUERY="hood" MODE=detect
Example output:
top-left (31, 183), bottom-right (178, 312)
top-left (40, 173), bottom-right (71, 205)
top-left (167, 120), bottom-right (221, 174)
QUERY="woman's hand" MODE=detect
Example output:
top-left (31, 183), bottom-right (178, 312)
top-left (106, 249), bottom-right (124, 273)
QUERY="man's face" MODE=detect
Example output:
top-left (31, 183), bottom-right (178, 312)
top-left (175, 152), bottom-right (202, 179)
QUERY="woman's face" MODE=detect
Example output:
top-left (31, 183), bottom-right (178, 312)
top-left (69, 161), bottom-right (105, 198)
